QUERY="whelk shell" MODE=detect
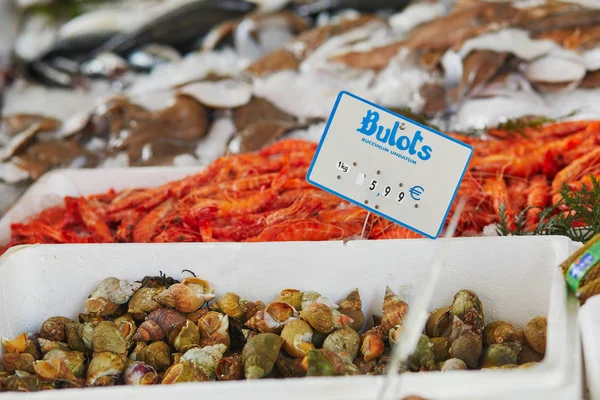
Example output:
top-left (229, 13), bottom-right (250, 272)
top-left (280, 319), bottom-right (314, 358)
top-left (360, 325), bottom-right (385, 362)
top-left (39, 317), bottom-right (73, 343)
top-left (185, 308), bottom-right (210, 325)
top-left (409, 335), bottom-right (436, 371)
top-left (305, 348), bottom-right (359, 377)
top-left (242, 333), bottom-right (284, 379)
top-left (305, 349), bottom-right (335, 377)
top-left (441, 358), bottom-right (467, 372)
top-left (519, 343), bottom-right (544, 364)
top-left (301, 291), bottom-right (339, 310)
top-left (425, 307), bottom-right (452, 338)
top-left (524, 316), bottom-right (547, 355)
top-left (1, 375), bottom-right (41, 392)
top-left (33, 359), bottom-right (78, 383)
top-left (133, 308), bottom-right (186, 342)
top-left (123, 361), bottom-right (158, 385)
top-left (380, 286), bottom-right (409, 333)
top-left (198, 312), bottom-right (230, 348)
top-left (299, 303), bottom-right (353, 333)
top-left (3, 353), bottom-right (36, 374)
top-left (116, 320), bottom-right (136, 347)
top-left (173, 319), bottom-right (200, 352)
top-left (360, 326), bottom-right (385, 362)
top-left (276, 289), bottom-right (303, 311)
top-left (449, 329), bottom-right (482, 369)
top-left (181, 344), bottom-right (227, 381)
top-left (92, 321), bottom-right (127, 355)
top-left (322, 327), bottom-right (360, 364)
top-left (86, 352), bottom-right (125, 387)
top-left (483, 321), bottom-right (523, 347)
top-left (212, 292), bottom-right (245, 319)
top-left (162, 360), bottom-right (208, 384)
top-left (154, 277), bottom-right (215, 313)
top-left (127, 287), bottom-right (164, 320)
top-left (66, 323), bottom-right (94, 353)
top-left (37, 338), bottom-right (70, 354)
top-left (431, 336), bottom-right (452, 363)
top-left (216, 353), bottom-right (243, 381)
top-left (138, 341), bottom-right (171, 372)
top-left (3, 333), bottom-right (28, 354)
top-left (338, 288), bottom-right (365, 332)
top-left (481, 342), bottom-right (522, 368)
top-left (451, 290), bottom-right (484, 335)
top-left (246, 302), bottom-right (298, 333)
top-left (275, 355), bottom-right (306, 378)
top-left (86, 277), bottom-right (141, 316)
top-left (129, 342), bottom-right (147, 362)
top-left (212, 293), bottom-right (264, 322)
top-left (388, 325), bottom-right (403, 347)
top-left (43, 349), bottom-right (86, 378)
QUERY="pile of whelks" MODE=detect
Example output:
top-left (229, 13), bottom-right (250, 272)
top-left (0, 274), bottom-right (547, 392)
top-left (3, 0), bottom-right (600, 191)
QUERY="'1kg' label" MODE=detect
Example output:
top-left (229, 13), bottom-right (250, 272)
top-left (306, 91), bottom-right (473, 239)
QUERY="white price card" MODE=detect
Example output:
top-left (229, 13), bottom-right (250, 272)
top-left (306, 91), bottom-right (473, 239)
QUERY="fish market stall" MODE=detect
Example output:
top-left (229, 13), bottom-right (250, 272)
top-left (1, 0), bottom-right (600, 398)
top-left (2, 0), bottom-right (600, 216)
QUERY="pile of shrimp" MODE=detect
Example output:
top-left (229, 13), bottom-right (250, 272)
top-left (2, 120), bottom-right (599, 252)
top-left (448, 119), bottom-right (600, 235)
top-left (1, 139), bottom-right (421, 253)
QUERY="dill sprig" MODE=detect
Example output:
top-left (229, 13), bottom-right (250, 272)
top-left (497, 175), bottom-right (600, 242)
top-left (494, 110), bottom-right (580, 137)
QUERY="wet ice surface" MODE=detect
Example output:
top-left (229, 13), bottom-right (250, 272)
top-left (3, 83), bottom-right (114, 120)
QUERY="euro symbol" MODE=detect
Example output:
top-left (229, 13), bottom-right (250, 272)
top-left (409, 185), bottom-right (424, 201)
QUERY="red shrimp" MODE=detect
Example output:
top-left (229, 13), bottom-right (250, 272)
top-left (186, 173), bottom-right (278, 201)
top-left (115, 210), bottom-right (144, 242)
top-left (317, 206), bottom-right (368, 224)
top-left (77, 198), bottom-right (114, 243)
top-left (372, 225), bottom-right (423, 240)
top-left (10, 222), bottom-right (69, 243)
top-left (133, 199), bottom-right (174, 242)
top-left (153, 227), bottom-right (202, 243)
top-left (273, 220), bottom-right (346, 242)
top-left (190, 188), bottom-right (278, 219)
top-left (525, 175), bottom-right (550, 228)
top-left (552, 147), bottom-right (600, 204)
top-left (482, 175), bottom-right (512, 219)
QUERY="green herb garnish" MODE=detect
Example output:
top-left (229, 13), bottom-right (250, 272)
top-left (497, 175), bottom-right (600, 242)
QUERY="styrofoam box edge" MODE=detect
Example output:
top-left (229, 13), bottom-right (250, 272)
top-left (580, 295), bottom-right (600, 400)
top-left (0, 236), bottom-right (583, 400)
top-left (0, 166), bottom-right (205, 245)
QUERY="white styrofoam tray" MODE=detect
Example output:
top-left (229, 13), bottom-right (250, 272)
top-left (0, 167), bottom-right (204, 246)
top-left (579, 295), bottom-right (600, 400)
top-left (0, 236), bottom-right (582, 399)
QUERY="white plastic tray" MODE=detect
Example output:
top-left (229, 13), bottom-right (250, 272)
top-left (0, 167), bottom-right (203, 245)
top-left (579, 295), bottom-right (600, 400)
top-left (0, 236), bottom-right (582, 399)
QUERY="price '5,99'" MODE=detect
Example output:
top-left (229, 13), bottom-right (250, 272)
top-left (368, 179), bottom-right (405, 204)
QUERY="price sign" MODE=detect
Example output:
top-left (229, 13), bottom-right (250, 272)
top-left (306, 91), bottom-right (473, 239)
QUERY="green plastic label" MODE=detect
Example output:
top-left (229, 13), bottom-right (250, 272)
top-left (566, 241), bottom-right (600, 292)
